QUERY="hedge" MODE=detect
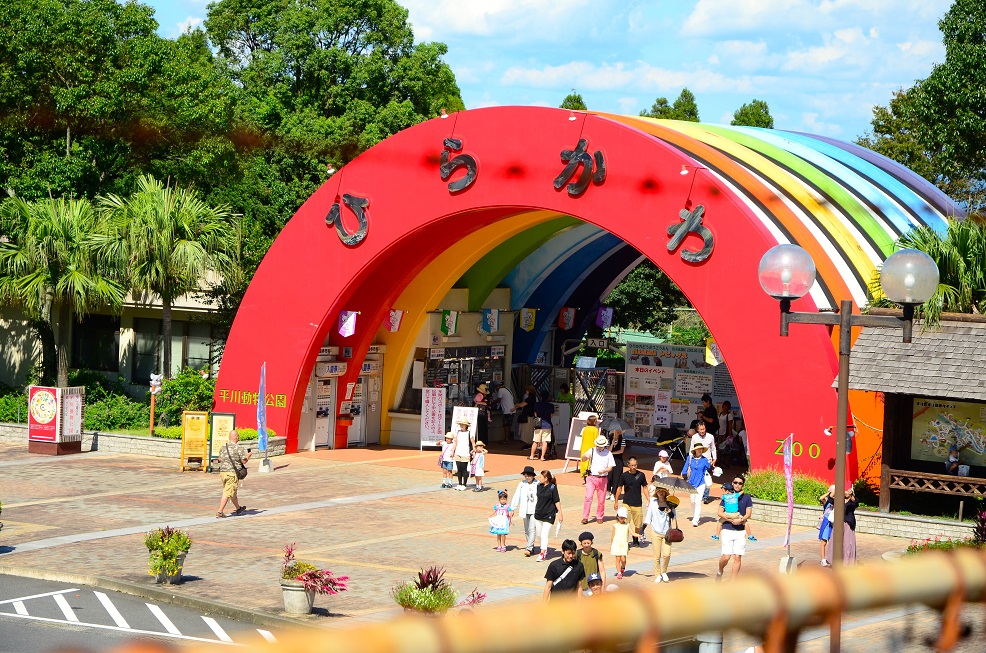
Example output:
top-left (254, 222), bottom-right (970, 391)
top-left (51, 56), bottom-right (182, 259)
top-left (153, 426), bottom-right (274, 441)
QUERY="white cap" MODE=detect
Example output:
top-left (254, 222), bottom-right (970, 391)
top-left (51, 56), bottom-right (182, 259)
top-left (658, 450), bottom-right (669, 458)
top-left (616, 506), bottom-right (628, 518)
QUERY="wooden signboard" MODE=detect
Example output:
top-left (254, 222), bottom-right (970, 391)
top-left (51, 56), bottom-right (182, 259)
top-left (561, 417), bottom-right (590, 473)
top-left (180, 411), bottom-right (210, 472)
top-left (208, 412), bottom-right (236, 472)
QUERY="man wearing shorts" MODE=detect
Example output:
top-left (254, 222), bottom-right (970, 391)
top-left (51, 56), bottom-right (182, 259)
top-left (217, 430), bottom-right (252, 518)
top-left (530, 392), bottom-right (554, 461)
top-left (715, 476), bottom-right (752, 581)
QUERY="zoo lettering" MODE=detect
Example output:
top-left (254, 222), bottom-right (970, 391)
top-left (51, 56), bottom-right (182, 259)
top-left (774, 439), bottom-right (821, 459)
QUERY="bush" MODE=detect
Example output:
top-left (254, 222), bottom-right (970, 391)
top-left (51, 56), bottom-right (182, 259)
top-left (853, 476), bottom-right (880, 507)
top-left (744, 468), bottom-right (829, 505)
top-left (152, 426), bottom-right (274, 440)
top-left (905, 535), bottom-right (982, 555)
top-left (68, 369), bottom-right (133, 403)
top-left (154, 369), bottom-right (215, 427)
top-left (85, 395), bottom-right (151, 431)
top-left (0, 393), bottom-right (28, 423)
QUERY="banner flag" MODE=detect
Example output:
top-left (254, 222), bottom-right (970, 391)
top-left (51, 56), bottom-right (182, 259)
top-left (782, 432), bottom-right (794, 548)
top-left (441, 310), bottom-right (458, 335)
top-left (705, 337), bottom-right (724, 366)
top-left (338, 311), bottom-right (357, 337)
top-left (595, 307), bottom-right (614, 330)
top-left (257, 362), bottom-right (268, 452)
top-left (387, 309), bottom-right (404, 332)
top-left (481, 308), bottom-right (499, 333)
top-left (558, 307), bottom-right (576, 330)
top-left (520, 308), bottom-right (537, 332)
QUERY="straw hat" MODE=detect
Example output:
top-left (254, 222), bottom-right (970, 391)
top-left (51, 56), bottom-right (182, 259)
top-left (666, 495), bottom-right (680, 508)
top-left (690, 441), bottom-right (708, 453)
top-left (594, 435), bottom-right (609, 447)
top-left (476, 383), bottom-right (488, 393)
top-left (456, 416), bottom-right (471, 426)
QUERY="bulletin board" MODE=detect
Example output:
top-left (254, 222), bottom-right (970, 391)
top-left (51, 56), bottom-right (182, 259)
top-left (180, 411), bottom-right (210, 472)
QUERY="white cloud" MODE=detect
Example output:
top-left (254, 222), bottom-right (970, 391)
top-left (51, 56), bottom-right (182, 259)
top-left (617, 97), bottom-right (638, 114)
top-left (800, 112), bottom-right (843, 136)
top-left (177, 16), bottom-right (203, 33)
top-left (401, 0), bottom-right (594, 40)
top-left (500, 60), bottom-right (756, 94)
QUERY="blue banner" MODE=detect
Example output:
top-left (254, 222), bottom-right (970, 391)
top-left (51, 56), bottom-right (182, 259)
top-left (257, 362), bottom-right (268, 452)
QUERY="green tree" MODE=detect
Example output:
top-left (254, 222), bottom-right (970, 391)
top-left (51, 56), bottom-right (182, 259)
top-left (604, 261), bottom-right (689, 335)
top-left (0, 197), bottom-right (126, 386)
top-left (97, 175), bottom-right (242, 378)
top-left (640, 88), bottom-right (699, 121)
top-left (731, 99), bottom-right (774, 128)
top-left (870, 218), bottom-right (986, 326)
top-left (560, 91), bottom-right (587, 110)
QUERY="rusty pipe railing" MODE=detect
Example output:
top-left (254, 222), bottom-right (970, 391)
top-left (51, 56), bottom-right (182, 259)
top-left (152, 550), bottom-right (986, 653)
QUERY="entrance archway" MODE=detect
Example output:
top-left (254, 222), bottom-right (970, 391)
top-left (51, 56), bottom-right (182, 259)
top-left (214, 106), bottom-right (956, 477)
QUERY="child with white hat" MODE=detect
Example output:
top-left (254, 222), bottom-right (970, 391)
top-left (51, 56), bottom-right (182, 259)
top-left (610, 506), bottom-right (632, 579)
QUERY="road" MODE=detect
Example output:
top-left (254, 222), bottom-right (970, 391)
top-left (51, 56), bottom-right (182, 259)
top-left (0, 575), bottom-right (280, 652)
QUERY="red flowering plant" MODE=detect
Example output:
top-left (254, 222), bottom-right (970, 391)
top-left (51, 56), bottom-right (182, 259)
top-left (281, 543), bottom-right (349, 595)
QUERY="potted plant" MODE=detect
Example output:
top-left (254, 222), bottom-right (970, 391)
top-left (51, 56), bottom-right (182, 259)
top-left (144, 526), bottom-right (191, 584)
top-left (280, 543), bottom-right (349, 615)
top-left (391, 566), bottom-right (486, 615)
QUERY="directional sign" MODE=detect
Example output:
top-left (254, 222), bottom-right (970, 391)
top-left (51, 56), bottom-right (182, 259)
top-left (586, 338), bottom-right (609, 348)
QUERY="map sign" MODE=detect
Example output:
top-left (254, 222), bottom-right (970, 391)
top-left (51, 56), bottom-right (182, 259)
top-left (911, 398), bottom-right (986, 467)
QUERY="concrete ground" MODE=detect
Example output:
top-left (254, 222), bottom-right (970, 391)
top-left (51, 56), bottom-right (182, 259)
top-left (0, 439), bottom-right (982, 651)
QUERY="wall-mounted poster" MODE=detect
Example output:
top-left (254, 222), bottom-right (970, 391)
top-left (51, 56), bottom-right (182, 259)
top-left (911, 398), bottom-right (986, 467)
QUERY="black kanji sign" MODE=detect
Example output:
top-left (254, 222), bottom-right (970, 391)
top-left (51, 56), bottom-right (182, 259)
top-left (440, 138), bottom-right (478, 192)
top-left (326, 194), bottom-right (369, 246)
top-left (667, 204), bottom-right (714, 262)
top-left (553, 139), bottom-right (606, 196)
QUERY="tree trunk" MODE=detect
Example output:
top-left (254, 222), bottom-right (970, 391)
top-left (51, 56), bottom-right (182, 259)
top-left (66, 126), bottom-right (71, 158)
top-left (162, 297), bottom-right (173, 378)
top-left (56, 301), bottom-right (72, 387)
top-left (31, 319), bottom-right (57, 385)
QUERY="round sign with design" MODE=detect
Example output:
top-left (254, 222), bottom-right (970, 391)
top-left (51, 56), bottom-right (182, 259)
top-left (30, 388), bottom-right (57, 424)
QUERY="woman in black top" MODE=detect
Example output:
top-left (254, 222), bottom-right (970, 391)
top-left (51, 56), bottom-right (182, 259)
top-left (606, 429), bottom-right (626, 498)
top-left (825, 487), bottom-right (858, 566)
top-left (533, 470), bottom-right (563, 561)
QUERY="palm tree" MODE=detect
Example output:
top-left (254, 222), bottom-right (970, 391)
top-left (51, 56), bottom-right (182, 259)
top-left (0, 197), bottom-right (126, 386)
top-left (98, 175), bottom-right (241, 378)
top-left (870, 218), bottom-right (986, 325)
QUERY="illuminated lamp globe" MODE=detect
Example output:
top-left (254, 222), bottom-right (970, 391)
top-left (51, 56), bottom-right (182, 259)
top-left (758, 244), bottom-right (816, 300)
top-left (879, 248), bottom-right (939, 305)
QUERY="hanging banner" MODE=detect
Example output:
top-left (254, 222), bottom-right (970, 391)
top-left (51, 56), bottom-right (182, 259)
top-left (782, 433), bottom-right (794, 548)
top-left (420, 387), bottom-right (447, 448)
top-left (595, 307), bottom-right (614, 329)
top-left (705, 337), bottom-right (724, 366)
top-left (481, 308), bottom-right (499, 333)
top-left (520, 308), bottom-right (537, 332)
top-left (557, 307), bottom-right (576, 330)
top-left (257, 362), bottom-right (268, 452)
top-left (441, 310), bottom-right (458, 335)
top-left (387, 309), bottom-right (404, 332)
top-left (338, 310), bottom-right (358, 337)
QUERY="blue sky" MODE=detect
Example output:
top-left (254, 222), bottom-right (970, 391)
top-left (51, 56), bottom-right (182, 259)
top-left (144, 0), bottom-right (952, 141)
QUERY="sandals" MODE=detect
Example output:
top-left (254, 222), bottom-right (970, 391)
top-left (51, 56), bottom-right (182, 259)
top-left (748, 535), bottom-right (757, 541)
top-left (711, 534), bottom-right (719, 540)
top-left (216, 512), bottom-right (226, 518)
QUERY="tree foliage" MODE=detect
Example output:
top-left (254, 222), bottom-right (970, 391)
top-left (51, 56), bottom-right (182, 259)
top-left (731, 99), bottom-right (774, 128)
top-left (604, 261), bottom-right (689, 335)
top-left (640, 88), bottom-right (699, 121)
top-left (560, 91), bottom-right (587, 110)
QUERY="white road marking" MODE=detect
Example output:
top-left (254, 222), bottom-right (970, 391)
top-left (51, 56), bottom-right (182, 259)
top-left (94, 591), bottom-right (130, 629)
top-left (53, 594), bottom-right (79, 622)
top-left (0, 588), bottom-right (79, 605)
top-left (0, 610), bottom-right (240, 645)
top-left (12, 601), bottom-right (27, 616)
top-left (202, 616), bottom-right (233, 642)
top-left (146, 603), bottom-right (181, 635)
top-left (257, 629), bottom-right (277, 642)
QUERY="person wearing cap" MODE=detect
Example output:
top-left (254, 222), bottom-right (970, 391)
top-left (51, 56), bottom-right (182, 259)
top-left (682, 440), bottom-right (713, 527)
top-left (581, 434), bottom-right (615, 524)
top-left (653, 450), bottom-right (674, 479)
top-left (642, 487), bottom-right (679, 583)
top-left (474, 383), bottom-right (491, 445)
top-left (510, 465), bottom-right (539, 556)
top-left (576, 531), bottom-right (605, 591)
top-left (615, 456), bottom-right (648, 546)
top-left (585, 572), bottom-right (604, 596)
top-left (439, 431), bottom-right (456, 488)
top-left (451, 416), bottom-right (475, 490)
top-left (543, 539), bottom-right (585, 602)
top-left (610, 506), bottom-right (632, 579)
top-left (690, 422), bottom-right (717, 503)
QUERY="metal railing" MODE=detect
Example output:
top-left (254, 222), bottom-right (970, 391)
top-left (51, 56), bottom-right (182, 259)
top-left (117, 549), bottom-right (986, 653)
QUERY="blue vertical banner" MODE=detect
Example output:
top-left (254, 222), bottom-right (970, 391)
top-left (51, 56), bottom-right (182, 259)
top-left (257, 362), bottom-right (268, 452)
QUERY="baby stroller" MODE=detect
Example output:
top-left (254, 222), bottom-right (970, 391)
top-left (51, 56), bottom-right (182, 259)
top-left (535, 427), bottom-right (558, 460)
top-left (719, 432), bottom-right (746, 467)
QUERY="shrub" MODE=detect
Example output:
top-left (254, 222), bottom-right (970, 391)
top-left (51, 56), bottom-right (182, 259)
top-left (280, 543), bottom-right (348, 595)
top-left (152, 426), bottom-right (273, 440)
top-left (853, 476), bottom-right (880, 507)
top-left (85, 395), bottom-right (151, 431)
top-left (155, 369), bottom-right (216, 427)
top-left (905, 535), bottom-right (982, 554)
top-left (68, 369), bottom-right (133, 403)
top-left (744, 468), bottom-right (829, 505)
top-left (0, 393), bottom-right (28, 423)
top-left (145, 526), bottom-right (192, 577)
top-left (391, 566), bottom-right (485, 613)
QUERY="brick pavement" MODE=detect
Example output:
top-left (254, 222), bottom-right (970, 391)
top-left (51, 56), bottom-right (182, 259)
top-left (1, 439), bottom-right (967, 646)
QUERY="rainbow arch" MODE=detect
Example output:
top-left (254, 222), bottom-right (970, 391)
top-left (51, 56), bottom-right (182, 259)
top-left (215, 107), bottom-right (960, 477)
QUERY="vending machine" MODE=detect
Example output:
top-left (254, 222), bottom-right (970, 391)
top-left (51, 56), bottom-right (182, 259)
top-left (344, 359), bottom-right (382, 446)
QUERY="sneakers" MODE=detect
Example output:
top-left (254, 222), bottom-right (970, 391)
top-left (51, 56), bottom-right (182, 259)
top-left (616, 572), bottom-right (623, 579)
top-left (660, 573), bottom-right (670, 583)
top-left (455, 485), bottom-right (466, 490)
top-left (654, 576), bottom-right (663, 583)
top-left (606, 492), bottom-right (614, 500)
top-left (524, 549), bottom-right (533, 557)
top-left (496, 546), bottom-right (506, 552)
top-left (233, 506), bottom-right (246, 516)
top-left (537, 551), bottom-right (547, 562)
top-left (711, 534), bottom-right (719, 540)
top-left (821, 559), bottom-right (831, 567)
top-left (715, 572), bottom-right (723, 583)
top-left (748, 535), bottom-right (757, 541)
top-left (473, 487), bottom-right (484, 492)
top-left (691, 519), bottom-right (700, 527)
top-left (639, 534), bottom-right (647, 545)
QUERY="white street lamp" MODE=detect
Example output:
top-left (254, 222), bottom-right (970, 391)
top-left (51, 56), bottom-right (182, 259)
top-left (758, 243), bottom-right (938, 653)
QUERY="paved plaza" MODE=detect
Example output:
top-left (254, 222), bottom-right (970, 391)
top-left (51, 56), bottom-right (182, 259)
top-left (0, 441), bottom-right (981, 651)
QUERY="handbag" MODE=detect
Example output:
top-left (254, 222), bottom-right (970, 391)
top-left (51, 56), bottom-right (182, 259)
top-left (703, 471), bottom-right (713, 487)
top-left (666, 515), bottom-right (684, 543)
top-left (224, 444), bottom-right (248, 480)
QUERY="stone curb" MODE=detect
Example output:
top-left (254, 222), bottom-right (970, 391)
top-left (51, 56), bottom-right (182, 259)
top-left (0, 564), bottom-right (325, 631)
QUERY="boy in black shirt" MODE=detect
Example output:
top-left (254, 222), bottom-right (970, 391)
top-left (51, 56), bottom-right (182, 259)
top-left (543, 539), bottom-right (585, 601)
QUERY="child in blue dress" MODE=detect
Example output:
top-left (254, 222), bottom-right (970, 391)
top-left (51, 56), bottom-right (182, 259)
top-left (489, 490), bottom-right (514, 551)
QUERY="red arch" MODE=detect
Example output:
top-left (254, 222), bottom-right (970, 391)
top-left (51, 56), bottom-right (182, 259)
top-left (215, 107), bottom-right (844, 477)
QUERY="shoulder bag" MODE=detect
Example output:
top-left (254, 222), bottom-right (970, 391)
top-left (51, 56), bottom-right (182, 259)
top-left (666, 513), bottom-right (684, 543)
top-left (224, 444), bottom-right (248, 480)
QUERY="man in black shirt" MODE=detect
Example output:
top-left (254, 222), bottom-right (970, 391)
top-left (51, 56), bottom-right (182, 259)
top-left (700, 393), bottom-right (719, 438)
top-left (543, 539), bottom-right (585, 601)
top-left (614, 456), bottom-right (648, 546)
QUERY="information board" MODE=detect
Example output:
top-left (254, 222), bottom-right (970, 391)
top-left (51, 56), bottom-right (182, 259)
top-left (420, 387), bottom-right (447, 448)
top-left (27, 386), bottom-right (59, 442)
top-left (208, 412), bottom-right (236, 472)
top-left (180, 411), bottom-right (210, 472)
top-left (911, 398), bottom-right (986, 467)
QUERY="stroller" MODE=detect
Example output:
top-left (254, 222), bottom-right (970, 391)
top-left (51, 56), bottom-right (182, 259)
top-left (719, 432), bottom-right (747, 467)
top-left (534, 427), bottom-right (558, 460)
